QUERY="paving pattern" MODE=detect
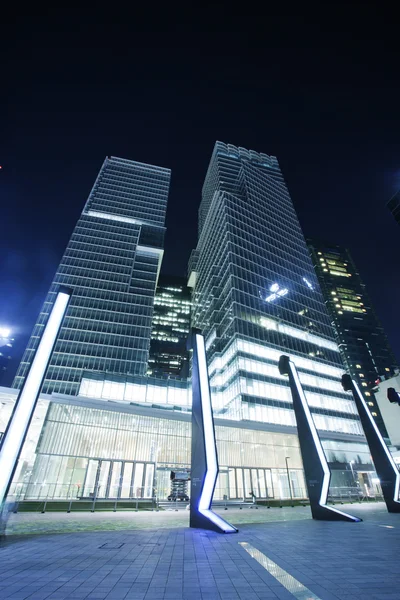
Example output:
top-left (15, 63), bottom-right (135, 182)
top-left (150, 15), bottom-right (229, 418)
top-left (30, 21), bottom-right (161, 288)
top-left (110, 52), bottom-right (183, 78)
top-left (0, 503), bottom-right (399, 600)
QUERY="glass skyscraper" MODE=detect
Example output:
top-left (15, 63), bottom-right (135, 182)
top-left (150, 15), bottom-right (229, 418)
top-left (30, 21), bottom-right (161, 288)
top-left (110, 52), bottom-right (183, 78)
top-left (148, 275), bottom-right (191, 377)
top-left (13, 156), bottom-right (171, 395)
top-left (307, 239), bottom-right (399, 438)
top-left (189, 142), bottom-right (362, 442)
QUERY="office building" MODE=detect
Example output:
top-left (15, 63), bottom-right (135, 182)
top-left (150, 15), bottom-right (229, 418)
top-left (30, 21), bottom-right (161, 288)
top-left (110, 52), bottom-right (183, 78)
top-left (187, 141), bottom-right (373, 491)
top-left (307, 239), bottom-right (398, 438)
top-left (148, 275), bottom-right (191, 377)
top-left (13, 157), bottom-right (171, 395)
top-left (387, 190), bottom-right (400, 226)
top-left (2, 145), bottom-right (379, 504)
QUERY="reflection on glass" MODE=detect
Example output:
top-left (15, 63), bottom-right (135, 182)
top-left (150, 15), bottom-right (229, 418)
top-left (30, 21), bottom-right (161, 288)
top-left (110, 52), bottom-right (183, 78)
top-left (133, 463), bottom-right (144, 497)
top-left (109, 462), bottom-right (122, 498)
top-left (97, 461), bottom-right (110, 498)
top-left (121, 462), bottom-right (133, 498)
top-left (144, 463), bottom-right (154, 498)
top-left (83, 460), bottom-right (99, 497)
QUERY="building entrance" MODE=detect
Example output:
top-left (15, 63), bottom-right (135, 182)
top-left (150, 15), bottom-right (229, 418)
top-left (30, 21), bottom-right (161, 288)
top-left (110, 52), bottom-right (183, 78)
top-left (82, 460), bottom-right (155, 499)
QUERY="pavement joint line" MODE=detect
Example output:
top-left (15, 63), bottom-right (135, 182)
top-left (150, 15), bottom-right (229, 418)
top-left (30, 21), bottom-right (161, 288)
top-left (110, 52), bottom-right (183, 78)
top-left (238, 541), bottom-right (322, 600)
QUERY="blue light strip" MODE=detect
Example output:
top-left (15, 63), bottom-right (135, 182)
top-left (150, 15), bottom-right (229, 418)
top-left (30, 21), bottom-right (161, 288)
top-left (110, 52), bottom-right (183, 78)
top-left (289, 361), bottom-right (360, 521)
top-left (195, 333), bottom-right (237, 533)
top-left (352, 379), bottom-right (400, 504)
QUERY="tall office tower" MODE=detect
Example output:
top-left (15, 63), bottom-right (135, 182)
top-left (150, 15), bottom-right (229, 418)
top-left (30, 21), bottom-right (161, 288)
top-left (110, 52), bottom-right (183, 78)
top-left (148, 275), bottom-right (191, 377)
top-left (387, 190), bottom-right (400, 226)
top-left (189, 142), bottom-right (364, 490)
top-left (307, 239), bottom-right (398, 438)
top-left (13, 157), bottom-right (170, 395)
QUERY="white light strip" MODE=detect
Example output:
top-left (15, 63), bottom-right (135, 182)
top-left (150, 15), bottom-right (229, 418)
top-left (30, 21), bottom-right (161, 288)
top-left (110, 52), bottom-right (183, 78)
top-left (239, 542), bottom-right (322, 599)
top-left (0, 291), bottom-right (70, 505)
top-left (86, 209), bottom-right (159, 228)
top-left (196, 333), bottom-right (237, 533)
top-left (352, 380), bottom-right (400, 503)
top-left (260, 317), bottom-right (339, 352)
top-left (289, 361), bottom-right (360, 520)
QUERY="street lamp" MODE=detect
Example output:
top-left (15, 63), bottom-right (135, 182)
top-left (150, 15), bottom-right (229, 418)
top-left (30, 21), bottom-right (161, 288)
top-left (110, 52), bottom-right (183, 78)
top-left (285, 456), bottom-right (293, 501)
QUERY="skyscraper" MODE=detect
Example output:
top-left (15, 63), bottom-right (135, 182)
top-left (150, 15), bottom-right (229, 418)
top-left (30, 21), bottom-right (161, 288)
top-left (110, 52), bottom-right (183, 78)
top-left (148, 275), bottom-right (191, 377)
top-left (307, 239), bottom-right (398, 438)
top-left (189, 142), bottom-right (365, 490)
top-left (13, 156), bottom-right (171, 395)
top-left (387, 190), bottom-right (400, 226)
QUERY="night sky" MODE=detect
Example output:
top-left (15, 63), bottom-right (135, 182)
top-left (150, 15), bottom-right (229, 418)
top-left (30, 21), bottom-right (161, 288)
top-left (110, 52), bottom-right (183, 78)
top-left (1, 7), bottom-right (400, 385)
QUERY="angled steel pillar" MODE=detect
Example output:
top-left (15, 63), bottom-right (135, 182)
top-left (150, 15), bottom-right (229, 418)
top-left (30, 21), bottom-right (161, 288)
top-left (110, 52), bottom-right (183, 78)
top-left (279, 355), bottom-right (361, 522)
top-left (188, 329), bottom-right (237, 533)
top-left (0, 287), bottom-right (72, 507)
top-left (342, 374), bottom-right (400, 513)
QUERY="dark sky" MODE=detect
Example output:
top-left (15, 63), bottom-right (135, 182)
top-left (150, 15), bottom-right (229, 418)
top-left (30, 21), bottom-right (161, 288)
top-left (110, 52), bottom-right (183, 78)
top-left (1, 7), bottom-right (400, 384)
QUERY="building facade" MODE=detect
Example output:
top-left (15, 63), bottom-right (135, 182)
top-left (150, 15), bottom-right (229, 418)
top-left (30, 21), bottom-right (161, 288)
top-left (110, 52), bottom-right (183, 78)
top-left (307, 239), bottom-right (398, 438)
top-left (148, 275), bottom-right (191, 377)
top-left (373, 374), bottom-right (400, 448)
top-left (13, 157), bottom-right (170, 395)
top-left (188, 141), bottom-right (372, 490)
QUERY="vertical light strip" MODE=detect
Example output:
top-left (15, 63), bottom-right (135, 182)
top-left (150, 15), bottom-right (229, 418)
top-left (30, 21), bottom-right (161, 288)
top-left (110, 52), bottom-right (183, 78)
top-left (239, 542), bottom-right (322, 599)
top-left (195, 333), bottom-right (237, 533)
top-left (0, 290), bottom-right (71, 505)
top-left (289, 361), bottom-right (360, 521)
top-left (352, 379), bottom-right (400, 503)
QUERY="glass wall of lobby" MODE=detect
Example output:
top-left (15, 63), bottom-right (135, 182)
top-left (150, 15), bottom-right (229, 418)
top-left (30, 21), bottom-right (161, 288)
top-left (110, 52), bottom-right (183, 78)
top-left (5, 396), bottom-right (377, 503)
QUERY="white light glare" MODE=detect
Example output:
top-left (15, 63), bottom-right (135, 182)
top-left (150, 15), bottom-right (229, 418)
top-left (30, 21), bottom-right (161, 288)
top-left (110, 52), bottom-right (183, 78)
top-left (265, 283), bottom-right (288, 302)
top-left (0, 328), bottom-right (11, 338)
top-left (302, 277), bottom-right (314, 290)
top-left (196, 333), bottom-right (237, 533)
top-left (0, 291), bottom-right (70, 505)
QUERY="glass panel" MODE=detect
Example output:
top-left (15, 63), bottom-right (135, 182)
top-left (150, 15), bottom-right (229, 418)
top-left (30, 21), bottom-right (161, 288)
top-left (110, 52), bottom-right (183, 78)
top-left (243, 469), bottom-right (251, 498)
top-left (251, 468), bottom-right (260, 497)
top-left (265, 469), bottom-right (273, 498)
top-left (258, 469), bottom-right (266, 497)
top-left (236, 468), bottom-right (244, 500)
top-left (144, 464), bottom-right (154, 498)
top-left (109, 462), bottom-right (122, 498)
top-left (121, 462), bottom-right (133, 498)
top-left (215, 471), bottom-right (228, 500)
top-left (133, 463), bottom-right (144, 497)
top-left (97, 461), bottom-right (110, 498)
top-left (228, 468), bottom-right (236, 499)
top-left (83, 460), bottom-right (99, 498)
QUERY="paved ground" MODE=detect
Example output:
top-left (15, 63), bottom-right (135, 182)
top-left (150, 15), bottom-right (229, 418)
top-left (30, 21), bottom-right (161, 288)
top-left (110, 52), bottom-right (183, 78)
top-left (0, 503), bottom-right (399, 600)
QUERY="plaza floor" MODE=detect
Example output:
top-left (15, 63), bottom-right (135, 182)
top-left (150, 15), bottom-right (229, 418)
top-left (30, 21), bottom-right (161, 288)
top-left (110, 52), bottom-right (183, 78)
top-left (0, 503), bottom-right (399, 600)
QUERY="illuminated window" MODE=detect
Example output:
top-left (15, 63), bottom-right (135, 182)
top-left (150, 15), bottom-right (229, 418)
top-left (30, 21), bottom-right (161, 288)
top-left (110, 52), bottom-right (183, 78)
top-left (323, 268), bottom-right (328, 272)
top-left (361, 382), bottom-right (367, 387)
top-left (331, 291), bottom-right (337, 295)
top-left (359, 374), bottom-right (364, 378)
top-left (368, 402), bottom-right (374, 406)
top-left (335, 304), bottom-right (341, 308)
top-left (371, 412), bottom-right (378, 417)
top-left (318, 252), bottom-right (322, 255)
top-left (385, 368), bottom-right (390, 372)
top-left (365, 392), bottom-right (371, 396)
top-left (356, 364), bottom-right (361, 368)
top-left (338, 310), bottom-right (343, 314)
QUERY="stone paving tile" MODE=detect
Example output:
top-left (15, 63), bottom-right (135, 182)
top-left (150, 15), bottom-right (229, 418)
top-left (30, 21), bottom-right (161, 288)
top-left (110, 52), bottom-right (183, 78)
top-left (0, 503), bottom-right (399, 600)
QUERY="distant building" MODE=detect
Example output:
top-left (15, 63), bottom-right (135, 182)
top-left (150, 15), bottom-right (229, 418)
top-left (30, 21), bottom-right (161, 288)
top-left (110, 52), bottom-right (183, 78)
top-left (307, 239), bottom-right (399, 438)
top-left (0, 327), bottom-right (14, 386)
top-left (148, 276), bottom-right (191, 377)
top-left (387, 190), bottom-right (400, 226)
